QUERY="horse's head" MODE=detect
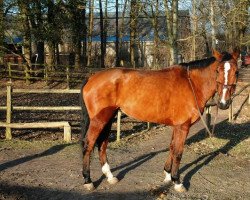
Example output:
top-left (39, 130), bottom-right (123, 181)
top-left (213, 49), bottom-right (240, 110)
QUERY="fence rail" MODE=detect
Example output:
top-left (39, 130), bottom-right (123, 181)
top-left (0, 63), bottom-right (103, 88)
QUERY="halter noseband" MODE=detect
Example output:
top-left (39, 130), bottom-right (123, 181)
top-left (216, 81), bottom-right (236, 89)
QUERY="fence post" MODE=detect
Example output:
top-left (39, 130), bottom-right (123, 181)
top-left (147, 122), bottom-right (152, 130)
top-left (6, 82), bottom-right (12, 140)
top-left (66, 66), bottom-right (70, 89)
top-left (116, 110), bottom-right (121, 142)
top-left (25, 67), bottom-right (29, 84)
top-left (63, 123), bottom-right (71, 143)
top-left (7, 62), bottom-right (12, 82)
top-left (22, 64), bottom-right (31, 85)
top-left (228, 102), bottom-right (233, 122)
top-left (44, 65), bottom-right (48, 85)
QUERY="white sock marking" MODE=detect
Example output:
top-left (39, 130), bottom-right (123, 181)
top-left (102, 162), bottom-right (114, 180)
top-left (164, 171), bottom-right (172, 183)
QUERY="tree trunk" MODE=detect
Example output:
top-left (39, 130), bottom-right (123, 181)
top-left (37, 41), bottom-right (44, 64)
top-left (99, 0), bottom-right (105, 68)
top-left (191, 0), bottom-right (197, 60)
top-left (0, 0), bottom-right (4, 64)
top-left (81, 1), bottom-right (87, 67)
top-left (119, 0), bottom-right (128, 66)
top-left (47, 0), bottom-right (55, 70)
top-left (87, 0), bottom-right (94, 67)
top-left (210, 0), bottom-right (216, 50)
top-left (48, 43), bottom-right (55, 70)
top-left (75, 41), bottom-right (81, 67)
top-left (130, 0), bottom-right (137, 68)
top-left (154, 0), bottom-right (159, 69)
top-left (35, 0), bottom-right (44, 65)
top-left (164, 0), bottom-right (179, 65)
top-left (19, 1), bottom-right (32, 68)
top-left (115, 0), bottom-right (120, 67)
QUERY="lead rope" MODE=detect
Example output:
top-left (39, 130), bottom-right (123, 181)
top-left (211, 104), bottom-right (218, 136)
top-left (187, 66), bottom-right (217, 137)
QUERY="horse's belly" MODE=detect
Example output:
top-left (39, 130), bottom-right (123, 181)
top-left (119, 101), bottom-right (193, 126)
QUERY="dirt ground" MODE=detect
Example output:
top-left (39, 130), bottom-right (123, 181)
top-left (0, 80), bottom-right (249, 200)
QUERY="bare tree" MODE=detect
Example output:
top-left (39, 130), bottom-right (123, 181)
top-left (0, 0), bottom-right (3, 64)
top-left (130, 0), bottom-right (138, 68)
top-left (191, 0), bottom-right (197, 60)
top-left (210, 0), bottom-right (216, 49)
top-left (164, 0), bottom-right (179, 65)
top-left (87, 0), bottom-right (94, 67)
top-left (115, 0), bottom-right (120, 67)
top-left (99, 0), bottom-right (105, 68)
top-left (18, 0), bottom-right (32, 68)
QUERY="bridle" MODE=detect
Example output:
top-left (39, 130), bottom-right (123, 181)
top-left (215, 61), bottom-right (238, 96)
top-left (186, 61), bottom-right (238, 136)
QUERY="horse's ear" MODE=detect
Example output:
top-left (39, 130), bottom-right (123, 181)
top-left (232, 48), bottom-right (240, 60)
top-left (212, 49), bottom-right (222, 61)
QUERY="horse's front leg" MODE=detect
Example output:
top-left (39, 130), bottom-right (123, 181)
top-left (164, 122), bottom-right (190, 192)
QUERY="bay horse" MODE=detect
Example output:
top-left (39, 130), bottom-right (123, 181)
top-left (79, 49), bottom-right (239, 192)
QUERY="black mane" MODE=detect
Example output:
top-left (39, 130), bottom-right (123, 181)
top-left (180, 57), bottom-right (216, 69)
top-left (180, 52), bottom-right (233, 69)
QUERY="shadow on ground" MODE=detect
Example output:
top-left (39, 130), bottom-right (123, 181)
top-left (181, 120), bottom-right (249, 189)
top-left (0, 181), bottom-right (151, 200)
top-left (0, 143), bottom-right (74, 172)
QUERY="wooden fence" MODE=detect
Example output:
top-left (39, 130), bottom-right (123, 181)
top-left (0, 82), bottom-right (124, 143)
top-left (0, 82), bottom-right (249, 143)
top-left (0, 63), bottom-right (102, 88)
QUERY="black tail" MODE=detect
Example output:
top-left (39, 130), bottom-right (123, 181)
top-left (79, 79), bottom-right (90, 141)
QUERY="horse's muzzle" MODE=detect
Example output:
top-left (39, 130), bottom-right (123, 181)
top-left (218, 99), bottom-right (231, 110)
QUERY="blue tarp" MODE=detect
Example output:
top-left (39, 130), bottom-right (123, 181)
top-left (87, 35), bottom-right (166, 42)
top-left (4, 37), bottom-right (23, 44)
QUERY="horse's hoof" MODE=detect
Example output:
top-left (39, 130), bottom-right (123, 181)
top-left (84, 183), bottom-right (95, 191)
top-left (174, 183), bottom-right (187, 192)
top-left (107, 177), bottom-right (119, 185)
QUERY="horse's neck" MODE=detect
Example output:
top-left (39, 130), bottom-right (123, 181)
top-left (190, 64), bottom-right (217, 107)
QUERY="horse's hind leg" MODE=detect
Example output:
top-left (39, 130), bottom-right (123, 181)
top-left (97, 116), bottom-right (118, 185)
top-left (82, 107), bottom-right (117, 190)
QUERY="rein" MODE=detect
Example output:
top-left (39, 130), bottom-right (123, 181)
top-left (187, 66), bottom-right (218, 136)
